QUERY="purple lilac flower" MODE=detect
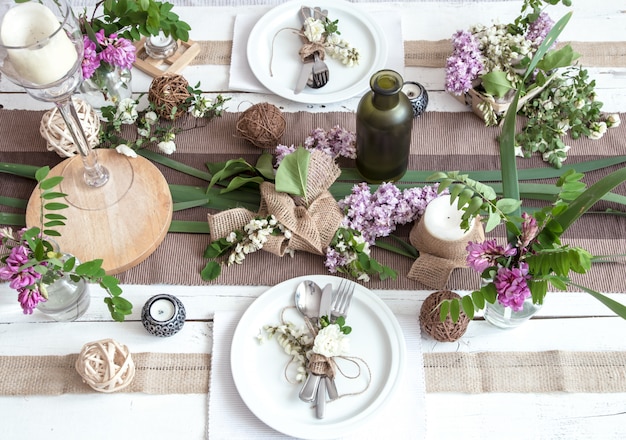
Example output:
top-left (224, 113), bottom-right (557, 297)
top-left (494, 262), bottom-right (532, 311)
top-left (303, 126), bottom-right (357, 159)
top-left (17, 287), bottom-right (45, 315)
top-left (324, 247), bottom-right (348, 273)
top-left (445, 30), bottom-right (484, 95)
top-left (338, 182), bottom-right (442, 245)
top-left (526, 12), bottom-right (555, 48)
top-left (466, 239), bottom-right (517, 273)
top-left (274, 144), bottom-right (297, 166)
top-left (81, 36), bottom-right (100, 79)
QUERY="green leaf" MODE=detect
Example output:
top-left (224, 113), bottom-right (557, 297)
top-left (439, 300), bottom-right (450, 322)
top-left (39, 176), bottom-right (64, 190)
top-left (168, 220), bottom-right (211, 234)
top-left (450, 298), bottom-right (460, 323)
top-left (201, 261), bottom-right (222, 280)
top-left (536, 45), bottom-right (579, 72)
top-left (255, 152), bottom-right (276, 181)
top-left (481, 70), bottom-right (513, 98)
top-left (220, 176), bottom-right (265, 194)
top-left (34, 166), bottom-right (50, 182)
top-left (461, 295), bottom-right (475, 320)
top-left (43, 202), bottom-right (68, 211)
top-left (570, 283), bottom-right (626, 320)
top-left (275, 147), bottom-right (309, 198)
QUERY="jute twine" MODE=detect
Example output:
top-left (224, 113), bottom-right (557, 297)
top-left (208, 150), bottom-right (342, 256)
top-left (74, 338), bottom-right (135, 393)
top-left (419, 290), bottom-right (470, 342)
top-left (148, 73), bottom-right (191, 119)
top-left (408, 214), bottom-right (484, 290)
top-left (39, 98), bottom-right (100, 158)
top-left (235, 102), bottom-right (286, 149)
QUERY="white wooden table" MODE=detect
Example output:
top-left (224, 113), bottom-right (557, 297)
top-left (2, 2), bottom-right (626, 439)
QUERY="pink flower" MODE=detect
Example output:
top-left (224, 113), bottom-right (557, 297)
top-left (466, 239), bottom-right (517, 273)
top-left (519, 212), bottom-right (539, 249)
top-left (81, 35), bottom-right (100, 79)
top-left (17, 287), bottom-right (45, 315)
top-left (494, 262), bottom-right (532, 311)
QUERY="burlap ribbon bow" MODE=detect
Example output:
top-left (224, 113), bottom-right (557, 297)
top-left (407, 216), bottom-right (485, 289)
top-left (207, 150), bottom-right (344, 256)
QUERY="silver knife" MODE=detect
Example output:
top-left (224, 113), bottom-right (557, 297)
top-left (315, 283), bottom-right (333, 419)
top-left (294, 59), bottom-right (313, 94)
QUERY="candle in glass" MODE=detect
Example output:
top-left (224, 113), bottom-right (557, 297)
top-left (1, 2), bottom-right (77, 85)
top-left (422, 194), bottom-right (470, 241)
top-left (149, 298), bottom-right (176, 322)
top-left (144, 30), bottom-right (177, 59)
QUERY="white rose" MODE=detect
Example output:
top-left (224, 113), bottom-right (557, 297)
top-left (115, 98), bottom-right (138, 124)
top-left (607, 114), bottom-right (621, 128)
top-left (312, 324), bottom-right (350, 357)
top-left (115, 144), bottom-right (137, 158)
top-left (303, 17), bottom-right (325, 43)
top-left (158, 140), bottom-right (176, 155)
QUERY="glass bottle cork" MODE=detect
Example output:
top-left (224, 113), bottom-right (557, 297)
top-left (356, 69), bottom-right (413, 183)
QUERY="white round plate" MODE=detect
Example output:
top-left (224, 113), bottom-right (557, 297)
top-left (230, 275), bottom-right (406, 439)
top-left (246, 0), bottom-right (388, 104)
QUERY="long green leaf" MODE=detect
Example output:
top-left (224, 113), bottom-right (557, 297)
top-left (0, 162), bottom-right (40, 179)
top-left (137, 149), bottom-right (213, 181)
top-left (168, 220), bottom-right (210, 233)
top-left (172, 199), bottom-right (211, 211)
top-left (0, 196), bottom-right (27, 209)
top-left (569, 283), bottom-right (626, 319)
top-left (0, 212), bottom-right (26, 226)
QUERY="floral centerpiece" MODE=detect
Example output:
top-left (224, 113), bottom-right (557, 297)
top-left (433, 10), bottom-right (626, 324)
top-left (0, 167), bottom-right (131, 321)
top-left (445, 0), bottom-right (618, 167)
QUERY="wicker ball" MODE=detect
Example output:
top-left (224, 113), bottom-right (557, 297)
top-left (39, 98), bottom-right (100, 158)
top-left (419, 290), bottom-right (470, 342)
top-left (236, 102), bottom-right (286, 149)
top-left (148, 73), bottom-right (191, 119)
top-left (75, 338), bottom-right (135, 393)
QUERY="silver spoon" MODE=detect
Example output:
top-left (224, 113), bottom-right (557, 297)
top-left (294, 280), bottom-right (323, 402)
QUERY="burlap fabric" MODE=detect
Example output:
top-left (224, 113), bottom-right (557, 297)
top-left (3, 350), bottom-right (626, 394)
top-left (408, 217), bottom-right (485, 289)
top-left (207, 150), bottom-right (343, 257)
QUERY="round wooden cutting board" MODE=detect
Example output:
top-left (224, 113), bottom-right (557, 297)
top-left (25, 149), bottom-right (172, 275)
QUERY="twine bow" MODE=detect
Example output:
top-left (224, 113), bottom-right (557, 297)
top-left (207, 150), bottom-right (343, 256)
top-left (407, 216), bottom-right (485, 289)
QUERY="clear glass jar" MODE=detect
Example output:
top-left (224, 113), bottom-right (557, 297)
top-left (37, 254), bottom-right (90, 321)
top-left (356, 69), bottom-right (413, 183)
top-left (483, 297), bottom-right (542, 329)
top-left (79, 65), bottom-right (132, 109)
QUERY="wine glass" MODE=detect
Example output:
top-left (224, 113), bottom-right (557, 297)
top-left (0, 0), bottom-right (109, 187)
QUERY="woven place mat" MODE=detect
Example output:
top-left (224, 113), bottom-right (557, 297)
top-left (0, 353), bottom-right (210, 395)
top-left (1, 110), bottom-right (625, 292)
top-left (2, 351), bottom-right (625, 395)
top-left (190, 40), bottom-right (626, 68)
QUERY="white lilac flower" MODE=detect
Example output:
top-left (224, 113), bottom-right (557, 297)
top-left (542, 145), bottom-right (570, 162)
top-left (115, 144), bottom-right (137, 158)
top-left (137, 127), bottom-right (149, 137)
top-left (588, 121), bottom-right (607, 140)
top-left (158, 140), bottom-right (176, 155)
top-left (312, 324), bottom-right (350, 357)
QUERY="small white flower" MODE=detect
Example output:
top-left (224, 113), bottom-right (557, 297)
top-left (607, 114), bottom-right (621, 128)
top-left (303, 17), bottom-right (325, 43)
top-left (157, 140), bottom-right (176, 155)
top-left (226, 232), bottom-right (237, 243)
top-left (115, 98), bottom-right (138, 124)
top-left (115, 144), bottom-right (137, 158)
top-left (144, 111), bottom-right (158, 124)
top-left (137, 127), bottom-right (149, 137)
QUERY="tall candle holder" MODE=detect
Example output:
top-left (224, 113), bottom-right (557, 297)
top-left (0, 0), bottom-right (108, 187)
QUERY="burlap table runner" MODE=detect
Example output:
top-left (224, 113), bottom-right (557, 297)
top-left (2, 351), bottom-right (625, 394)
top-left (1, 110), bottom-right (625, 292)
top-left (194, 40), bottom-right (626, 68)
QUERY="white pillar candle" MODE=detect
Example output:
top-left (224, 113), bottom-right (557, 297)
top-left (149, 298), bottom-right (176, 322)
top-left (1, 2), bottom-right (78, 85)
top-left (423, 194), bottom-right (471, 241)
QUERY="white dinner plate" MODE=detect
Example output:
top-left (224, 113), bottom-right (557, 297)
top-left (246, 0), bottom-right (388, 104)
top-left (230, 275), bottom-right (406, 439)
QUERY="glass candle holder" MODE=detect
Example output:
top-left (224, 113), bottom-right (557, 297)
top-left (141, 294), bottom-right (186, 337)
top-left (144, 31), bottom-right (178, 59)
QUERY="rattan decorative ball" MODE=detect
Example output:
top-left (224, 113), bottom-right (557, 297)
top-left (39, 98), bottom-right (100, 158)
top-left (419, 290), bottom-right (470, 342)
top-left (75, 338), bottom-right (135, 393)
top-left (236, 102), bottom-right (286, 149)
top-left (148, 73), bottom-right (191, 119)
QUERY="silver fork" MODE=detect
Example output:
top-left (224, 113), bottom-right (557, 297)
top-left (310, 7), bottom-right (329, 88)
top-left (330, 279), bottom-right (355, 322)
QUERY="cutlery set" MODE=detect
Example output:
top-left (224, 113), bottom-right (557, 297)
top-left (294, 6), bottom-right (330, 94)
top-left (295, 279), bottom-right (355, 419)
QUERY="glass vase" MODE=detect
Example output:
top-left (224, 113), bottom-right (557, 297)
top-left (483, 297), bottom-right (542, 329)
top-left (36, 254), bottom-right (90, 322)
top-left (80, 66), bottom-right (132, 109)
top-left (356, 69), bottom-right (413, 183)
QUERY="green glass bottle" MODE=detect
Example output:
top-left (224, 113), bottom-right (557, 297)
top-left (356, 70), bottom-right (413, 183)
